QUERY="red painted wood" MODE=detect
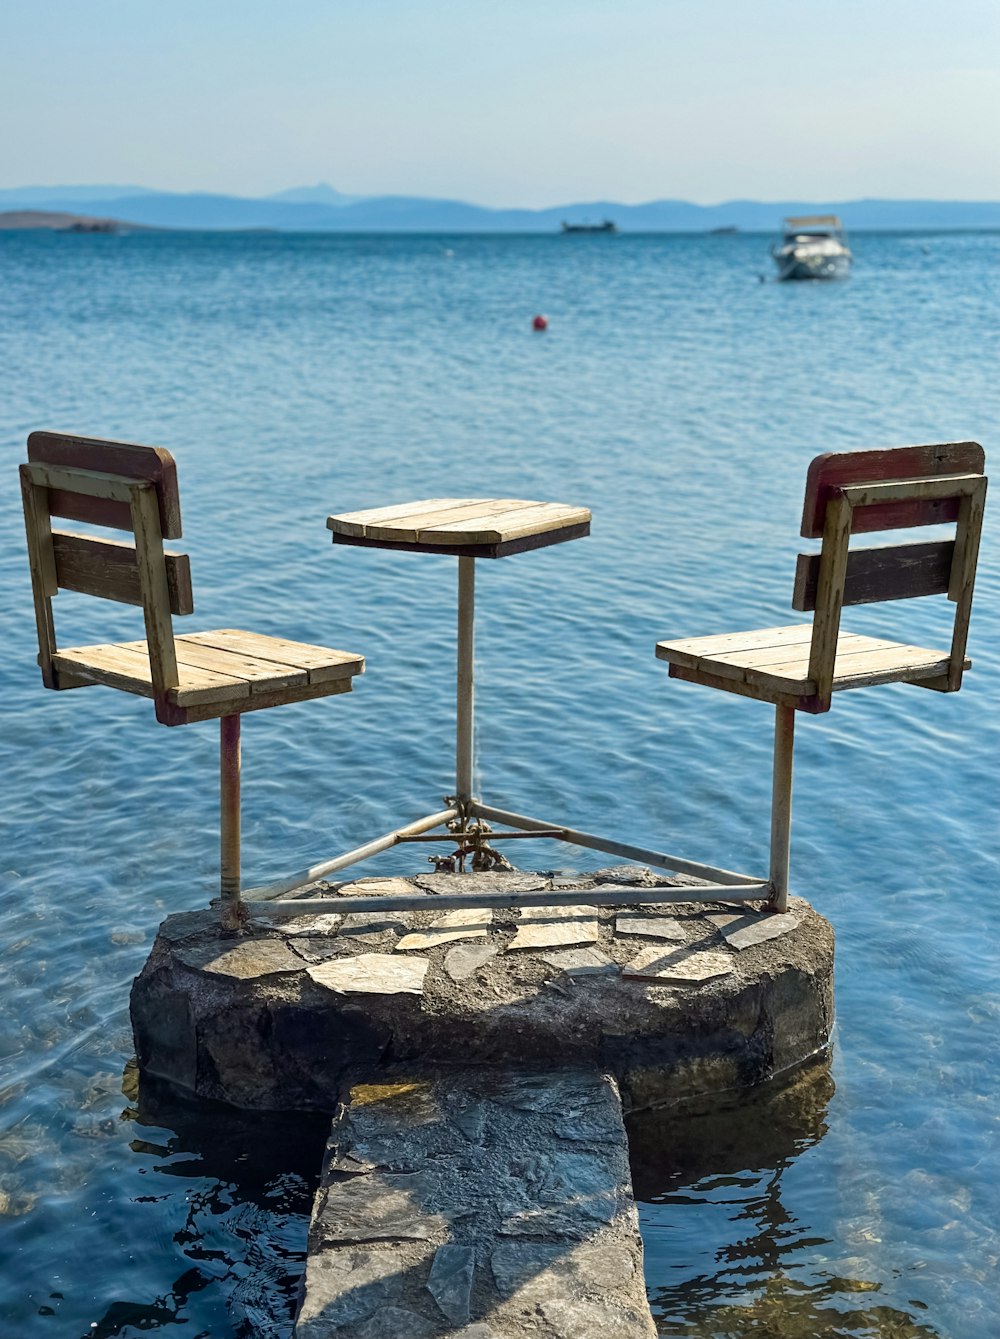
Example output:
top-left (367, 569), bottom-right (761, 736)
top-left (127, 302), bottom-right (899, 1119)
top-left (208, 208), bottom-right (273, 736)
top-left (801, 442), bottom-right (984, 538)
top-left (27, 431), bottom-right (183, 539)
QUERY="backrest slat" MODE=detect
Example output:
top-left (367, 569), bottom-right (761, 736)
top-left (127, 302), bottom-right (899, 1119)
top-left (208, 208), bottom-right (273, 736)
top-left (28, 431), bottom-right (183, 538)
top-left (23, 461), bottom-right (149, 509)
top-left (53, 531), bottom-right (194, 615)
top-left (792, 540), bottom-right (955, 611)
top-left (801, 441), bottom-right (985, 537)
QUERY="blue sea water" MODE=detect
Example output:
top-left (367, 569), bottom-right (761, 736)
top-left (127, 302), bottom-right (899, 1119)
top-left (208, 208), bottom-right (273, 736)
top-left (0, 229), bottom-right (997, 1338)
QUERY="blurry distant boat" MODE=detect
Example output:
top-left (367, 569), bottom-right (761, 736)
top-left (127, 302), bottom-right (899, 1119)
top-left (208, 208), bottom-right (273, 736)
top-left (771, 215), bottom-right (852, 280)
top-left (709, 225), bottom-right (739, 234)
top-left (560, 220), bottom-right (618, 234)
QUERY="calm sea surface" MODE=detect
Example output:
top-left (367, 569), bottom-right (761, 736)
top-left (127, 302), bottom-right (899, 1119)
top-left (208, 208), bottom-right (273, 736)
top-left (0, 231), bottom-right (997, 1338)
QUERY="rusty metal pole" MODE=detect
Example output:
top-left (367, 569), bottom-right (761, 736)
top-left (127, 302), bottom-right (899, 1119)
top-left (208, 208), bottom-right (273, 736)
top-left (768, 704), bottom-right (795, 913)
top-left (220, 713), bottom-right (244, 929)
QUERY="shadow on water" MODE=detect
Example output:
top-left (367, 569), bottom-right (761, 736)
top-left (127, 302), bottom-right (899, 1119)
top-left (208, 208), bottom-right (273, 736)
top-left (628, 1061), bottom-right (941, 1339)
top-left (80, 1066), bottom-right (330, 1339)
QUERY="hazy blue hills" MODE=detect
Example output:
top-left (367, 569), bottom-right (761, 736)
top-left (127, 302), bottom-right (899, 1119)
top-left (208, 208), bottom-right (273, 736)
top-left (0, 184), bottom-right (160, 205)
top-left (1, 184), bottom-right (998, 232)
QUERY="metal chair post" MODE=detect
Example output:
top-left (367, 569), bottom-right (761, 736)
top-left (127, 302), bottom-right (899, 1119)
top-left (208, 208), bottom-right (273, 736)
top-left (220, 714), bottom-right (244, 929)
top-left (769, 704), bottom-right (795, 912)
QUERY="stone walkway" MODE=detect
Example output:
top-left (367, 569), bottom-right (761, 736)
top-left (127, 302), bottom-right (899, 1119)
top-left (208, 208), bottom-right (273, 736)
top-left (295, 1069), bottom-right (656, 1339)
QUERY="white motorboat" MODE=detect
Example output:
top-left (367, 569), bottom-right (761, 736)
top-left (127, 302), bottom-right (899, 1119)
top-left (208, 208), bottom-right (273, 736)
top-left (771, 215), bottom-right (852, 280)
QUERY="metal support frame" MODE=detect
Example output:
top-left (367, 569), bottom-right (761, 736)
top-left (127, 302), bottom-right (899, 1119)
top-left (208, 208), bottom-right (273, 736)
top-left (456, 556), bottom-right (476, 810)
top-left (247, 880), bottom-right (769, 917)
top-left (238, 552), bottom-right (791, 916)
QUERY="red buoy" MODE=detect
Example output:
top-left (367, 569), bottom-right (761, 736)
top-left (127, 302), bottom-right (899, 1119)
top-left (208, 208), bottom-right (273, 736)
top-left (532, 314), bottom-right (549, 331)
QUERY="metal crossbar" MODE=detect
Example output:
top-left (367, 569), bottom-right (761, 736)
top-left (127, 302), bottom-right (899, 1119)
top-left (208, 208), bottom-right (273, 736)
top-left (238, 554), bottom-right (782, 917)
top-left (244, 881), bottom-right (769, 917)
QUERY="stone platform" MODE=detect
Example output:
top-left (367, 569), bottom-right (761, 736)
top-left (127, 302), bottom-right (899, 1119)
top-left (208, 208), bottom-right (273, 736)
top-left (130, 866), bottom-right (834, 1337)
top-left (131, 866), bottom-right (834, 1114)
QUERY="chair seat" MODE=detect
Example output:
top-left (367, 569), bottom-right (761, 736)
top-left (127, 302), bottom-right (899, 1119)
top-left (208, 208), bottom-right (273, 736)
top-left (656, 623), bottom-right (964, 705)
top-left (327, 497), bottom-right (591, 558)
top-left (52, 629), bottom-right (364, 724)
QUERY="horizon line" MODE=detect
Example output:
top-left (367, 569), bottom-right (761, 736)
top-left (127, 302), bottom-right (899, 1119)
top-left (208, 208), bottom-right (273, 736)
top-left (3, 184), bottom-right (1000, 211)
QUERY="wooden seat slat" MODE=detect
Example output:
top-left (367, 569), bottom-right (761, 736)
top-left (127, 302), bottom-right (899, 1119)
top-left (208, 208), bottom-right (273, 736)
top-left (173, 676), bottom-right (354, 726)
top-left (657, 624), bottom-right (814, 662)
top-left (179, 630), bottom-right (364, 683)
top-left (53, 643), bottom-right (249, 706)
top-left (710, 631), bottom-right (901, 670)
top-left (53, 628), bottom-right (366, 710)
top-left (824, 643), bottom-right (960, 687)
top-left (760, 643), bottom-right (960, 692)
top-left (161, 638), bottom-right (308, 691)
top-left (657, 625), bottom-right (963, 700)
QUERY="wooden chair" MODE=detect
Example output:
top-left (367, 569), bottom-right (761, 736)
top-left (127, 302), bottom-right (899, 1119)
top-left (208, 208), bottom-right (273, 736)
top-left (655, 442), bottom-right (987, 911)
top-left (20, 431), bottom-right (365, 928)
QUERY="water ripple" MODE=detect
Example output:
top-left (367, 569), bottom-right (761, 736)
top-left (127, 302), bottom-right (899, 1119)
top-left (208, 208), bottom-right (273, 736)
top-left (0, 229), bottom-right (997, 1337)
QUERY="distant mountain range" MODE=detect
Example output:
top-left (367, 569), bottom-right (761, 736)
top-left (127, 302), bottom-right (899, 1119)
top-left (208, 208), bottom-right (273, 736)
top-left (1, 184), bottom-right (998, 232)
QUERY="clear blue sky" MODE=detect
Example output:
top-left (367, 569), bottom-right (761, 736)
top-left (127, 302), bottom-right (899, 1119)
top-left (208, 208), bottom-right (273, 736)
top-left (2, 0), bottom-right (998, 204)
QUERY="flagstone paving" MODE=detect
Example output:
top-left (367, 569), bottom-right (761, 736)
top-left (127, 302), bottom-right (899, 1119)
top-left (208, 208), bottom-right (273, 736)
top-left (621, 944), bottom-right (734, 984)
top-left (397, 907), bottom-right (493, 952)
top-left (295, 1070), bottom-right (656, 1338)
top-left (614, 913), bottom-right (687, 941)
top-left (308, 953), bottom-right (430, 996)
top-left (540, 946), bottom-right (617, 976)
top-left (707, 909), bottom-right (801, 950)
top-left (445, 943), bottom-right (500, 982)
top-left (505, 905), bottom-right (600, 952)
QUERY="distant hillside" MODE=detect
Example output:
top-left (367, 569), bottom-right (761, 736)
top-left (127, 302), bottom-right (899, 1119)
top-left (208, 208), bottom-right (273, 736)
top-left (0, 209), bottom-right (145, 232)
top-left (265, 183), bottom-right (366, 206)
top-left (1, 185), bottom-right (998, 233)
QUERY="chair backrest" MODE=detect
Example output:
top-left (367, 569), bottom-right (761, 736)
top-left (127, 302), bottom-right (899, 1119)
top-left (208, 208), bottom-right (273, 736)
top-left (791, 441), bottom-right (986, 707)
top-left (20, 431), bottom-right (192, 696)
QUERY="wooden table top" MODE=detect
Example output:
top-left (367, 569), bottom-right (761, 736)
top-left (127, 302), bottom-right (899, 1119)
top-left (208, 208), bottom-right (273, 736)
top-left (327, 497), bottom-right (591, 559)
